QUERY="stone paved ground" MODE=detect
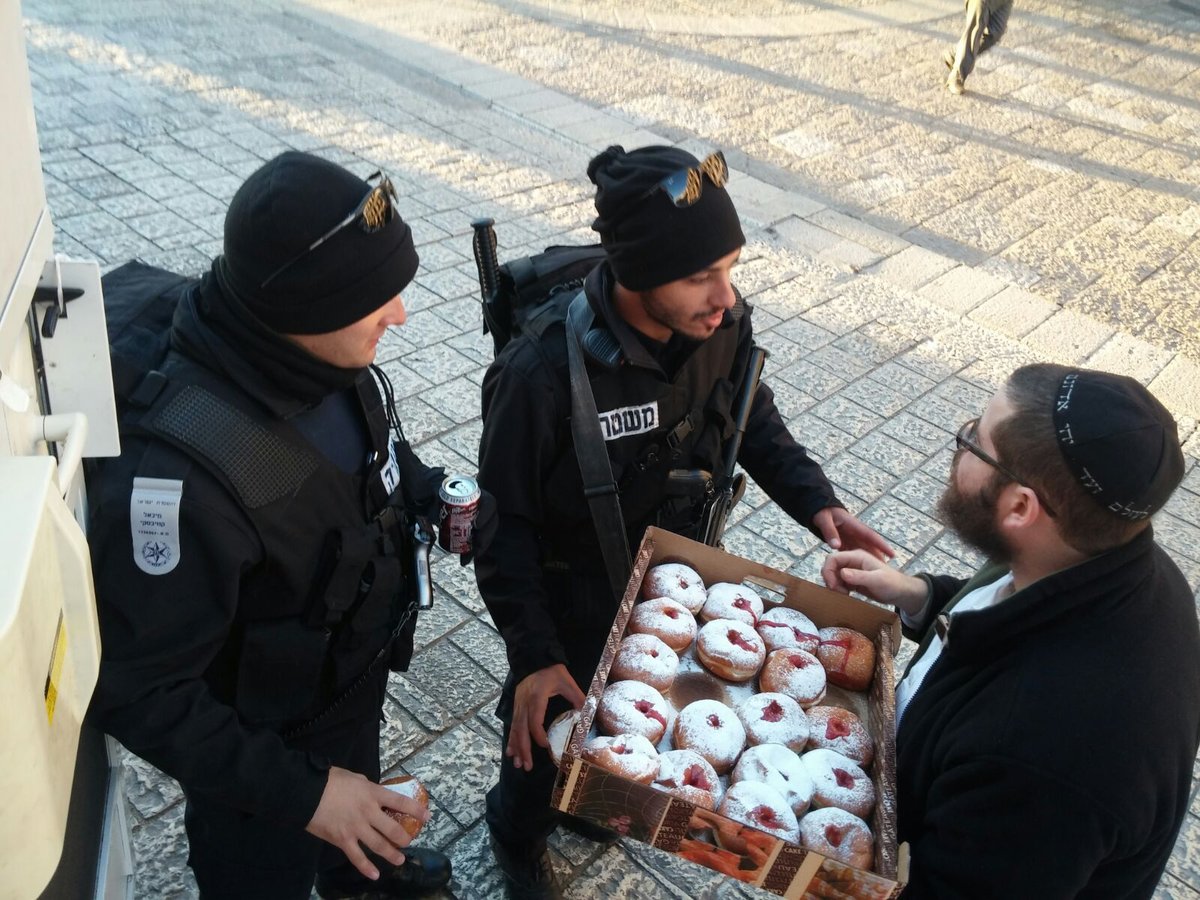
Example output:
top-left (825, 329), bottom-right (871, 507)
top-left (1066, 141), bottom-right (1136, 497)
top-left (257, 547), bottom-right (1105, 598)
top-left (304, 0), bottom-right (1200, 381)
top-left (19, 0), bottom-right (1200, 896)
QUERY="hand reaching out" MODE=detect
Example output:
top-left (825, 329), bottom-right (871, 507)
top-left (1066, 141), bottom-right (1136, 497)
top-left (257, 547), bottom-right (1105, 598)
top-left (821, 549), bottom-right (928, 616)
top-left (811, 507), bottom-right (894, 561)
top-left (507, 664), bottom-right (586, 772)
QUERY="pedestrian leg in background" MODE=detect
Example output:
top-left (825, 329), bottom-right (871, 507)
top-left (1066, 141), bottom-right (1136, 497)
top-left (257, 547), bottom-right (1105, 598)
top-left (946, 0), bottom-right (1013, 94)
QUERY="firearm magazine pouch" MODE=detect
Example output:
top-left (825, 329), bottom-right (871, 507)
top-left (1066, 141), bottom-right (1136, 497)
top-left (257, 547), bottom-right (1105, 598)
top-left (310, 526), bottom-right (376, 628)
top-left (347, 557), bottom-right (401, 636)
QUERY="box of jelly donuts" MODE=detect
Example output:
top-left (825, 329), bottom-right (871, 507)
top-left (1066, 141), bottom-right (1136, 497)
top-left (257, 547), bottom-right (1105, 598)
top-left (550, 527), bottom-right (908, 899)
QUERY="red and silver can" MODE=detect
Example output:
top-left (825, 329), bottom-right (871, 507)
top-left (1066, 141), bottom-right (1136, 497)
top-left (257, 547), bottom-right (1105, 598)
top-left (437, 474), bottom-right (480, 553)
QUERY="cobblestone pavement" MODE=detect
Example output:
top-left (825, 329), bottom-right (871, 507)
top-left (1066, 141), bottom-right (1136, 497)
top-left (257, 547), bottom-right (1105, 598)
top-left (301, 0), bottom-right (1200, 377)
top-left (19, 0), bottom-right (1200, 896)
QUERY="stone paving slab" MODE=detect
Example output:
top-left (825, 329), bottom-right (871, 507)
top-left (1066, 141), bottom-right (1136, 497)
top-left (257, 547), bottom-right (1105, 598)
top-left (18, 0), bottom-right (1200, 897)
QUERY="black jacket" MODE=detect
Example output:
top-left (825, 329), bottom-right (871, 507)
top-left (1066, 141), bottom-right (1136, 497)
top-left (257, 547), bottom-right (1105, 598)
top-left (474, 263), bottom-right (841, 685)
top-left (87, 273), bottom-right (440, 830)
top-left (897, 528), bottom-right (1200, 898)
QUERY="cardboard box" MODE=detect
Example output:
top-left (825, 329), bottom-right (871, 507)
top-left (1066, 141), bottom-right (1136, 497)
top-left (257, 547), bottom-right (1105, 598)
top-left (552, 527), bottom-right (909, 899)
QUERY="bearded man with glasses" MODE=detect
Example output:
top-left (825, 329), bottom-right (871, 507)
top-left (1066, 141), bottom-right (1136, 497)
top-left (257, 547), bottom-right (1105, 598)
top-left (475, 144), bottom-right (893, 899)
top-left (86, 152), bottom-right (492, 899)
top-left (822, 363), bottom-right (1200, 898)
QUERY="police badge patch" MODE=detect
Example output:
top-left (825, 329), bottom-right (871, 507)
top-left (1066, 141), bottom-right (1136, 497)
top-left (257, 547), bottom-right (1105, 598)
top-left (597, 400), bottom-right (659, 442)
top-left (130, 477), bottom-right (183, 575)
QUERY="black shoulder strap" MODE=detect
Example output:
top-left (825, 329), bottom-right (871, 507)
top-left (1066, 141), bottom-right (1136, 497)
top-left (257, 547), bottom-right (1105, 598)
top-left (565, 292), bottom-right (632, 598)
top-left (136, 380), bottom-right (321, 510)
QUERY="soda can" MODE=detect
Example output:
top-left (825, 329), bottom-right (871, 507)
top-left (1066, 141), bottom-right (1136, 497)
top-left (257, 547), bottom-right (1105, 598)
top-left (438, 474), bottom-right (481, 553)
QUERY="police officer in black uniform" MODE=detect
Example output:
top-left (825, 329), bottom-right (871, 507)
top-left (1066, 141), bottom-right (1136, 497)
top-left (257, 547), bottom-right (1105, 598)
top-left (474, 145), bottom-right (894, 899)
top-left (88, 152), bottom-right (481, 899)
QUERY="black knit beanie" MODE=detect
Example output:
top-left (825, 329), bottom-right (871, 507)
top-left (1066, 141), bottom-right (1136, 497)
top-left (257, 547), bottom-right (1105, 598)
top-left (588, 145), bottom-right (745, 291)
top-left (221, 152), bottom-right (419, 335)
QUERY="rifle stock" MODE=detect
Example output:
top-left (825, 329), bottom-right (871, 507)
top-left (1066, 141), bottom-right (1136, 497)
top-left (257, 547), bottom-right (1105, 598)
top-left (699, 345), bottom-right (767, 546)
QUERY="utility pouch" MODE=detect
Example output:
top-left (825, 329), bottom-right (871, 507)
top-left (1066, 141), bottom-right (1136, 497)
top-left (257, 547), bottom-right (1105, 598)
top-left (235, 618), bottom-right (331, 726)
top-left (347, 556), bottom-right (402, 636)
top-left (306, 525), bottom-right (380, 628)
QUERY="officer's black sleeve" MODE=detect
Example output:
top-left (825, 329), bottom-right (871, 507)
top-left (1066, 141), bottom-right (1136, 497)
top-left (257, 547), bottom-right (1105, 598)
top-left (86, 443), bottom-right (330, 831)
top-left (734, 313), bottom-right (844, 537)
top-left (473, 347), bottom-right (570, 686)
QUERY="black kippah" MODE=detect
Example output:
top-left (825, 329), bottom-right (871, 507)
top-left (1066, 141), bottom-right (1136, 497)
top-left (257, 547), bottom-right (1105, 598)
top-left (222, 151), bottom-right (418, 335)
top-left (1052, 370), bottom-right (1185, 520)
top-left (588, 145), bottom-right (745, 290)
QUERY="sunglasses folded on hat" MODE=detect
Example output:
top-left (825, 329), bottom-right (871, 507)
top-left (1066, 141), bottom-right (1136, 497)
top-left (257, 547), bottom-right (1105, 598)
top-left (259, 171), bottom-right (400, 289)
top-left (222, 152), bottom-right (418, 335)
top-left (588, 145), bottom-right (745, 292)
top-left (639, 151), bottom-right (729, 208)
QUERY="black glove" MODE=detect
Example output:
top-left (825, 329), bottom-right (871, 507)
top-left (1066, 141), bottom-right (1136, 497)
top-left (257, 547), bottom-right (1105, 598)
top-left (460, 489), bottom-right (497, 566)
top-left (391, 438), bottom-right (446, 520)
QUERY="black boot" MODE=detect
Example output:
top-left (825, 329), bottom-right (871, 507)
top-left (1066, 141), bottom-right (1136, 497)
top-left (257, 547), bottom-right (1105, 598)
top-left (315, 847), bottom-right (451, 899)
top-left (488, 832), bottom-right (563, 900)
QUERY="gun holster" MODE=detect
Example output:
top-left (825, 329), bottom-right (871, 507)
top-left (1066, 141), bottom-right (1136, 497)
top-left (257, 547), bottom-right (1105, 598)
top-left (664, 468), bottom-right (716, 500)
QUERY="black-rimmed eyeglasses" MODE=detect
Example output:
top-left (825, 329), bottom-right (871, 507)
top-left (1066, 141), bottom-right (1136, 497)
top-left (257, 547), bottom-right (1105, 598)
top-left (640, 151), bottom-right (729, 208)
top-left (955, 418), bottom-right (1058, 518)
top-left (259, 171), bottom-right (398, 289)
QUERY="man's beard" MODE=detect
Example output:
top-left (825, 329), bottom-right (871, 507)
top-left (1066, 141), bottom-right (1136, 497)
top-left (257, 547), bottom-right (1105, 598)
top-left (640, 290), bottom-right (721, 341)
top-left (937, 467), bottom-right (1014, 564)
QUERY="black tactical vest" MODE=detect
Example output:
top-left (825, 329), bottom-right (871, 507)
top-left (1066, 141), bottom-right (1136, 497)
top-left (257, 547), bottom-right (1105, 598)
top-left (539, 294), bottom-right (749, 570)
top-left (125, 353), bottom-right (419, 731)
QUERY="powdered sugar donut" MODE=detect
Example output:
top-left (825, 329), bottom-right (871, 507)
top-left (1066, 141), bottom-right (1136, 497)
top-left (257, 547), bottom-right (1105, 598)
top-left (756, 606), bottom-right (820, 654)
top-left (718, 781), bottom-right (800, 844)
top-left (652, 749), bottom-right (722, 810)
top-left (736, 693), bottom-right (810, 752)
top-left (802, 748), bottom-right (875, 819)
top-left (673, 699), bottom-right (746, 774)
top-left (597, 680), bottom-right (670, 743)
top-left (611, 634), bottom-right (679, 693)
top-left (732, 743), bottom-right (815, 816)
top-left (700, 582), bottom-right (764, 626)
top-left (759, 648), bottom-right (827, 708)
top-left (696, 618), bottom-right (766, 683)
top-left (628, 597), bottom-right (697, 652)
top-left (641, 562), bottom-right (706, 613)
top-left (380, 776), bottom-right (429, 838)
top-left (799, 807), bottom-right (874, 869)
top-left (806, 706), bottom-right (874, 767)
top-left (547, 709), bottom-right (581, 767)
top-left (817, 626), bottom-right (876, 692)
top-left (582, 734), bottom-right (659, 784)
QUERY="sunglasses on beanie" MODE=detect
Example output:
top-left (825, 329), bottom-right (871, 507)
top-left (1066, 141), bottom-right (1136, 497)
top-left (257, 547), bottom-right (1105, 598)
top-left (259, 171), bottom-right (398, 289)
top-left (639, 151), bottom-right (729, 208)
